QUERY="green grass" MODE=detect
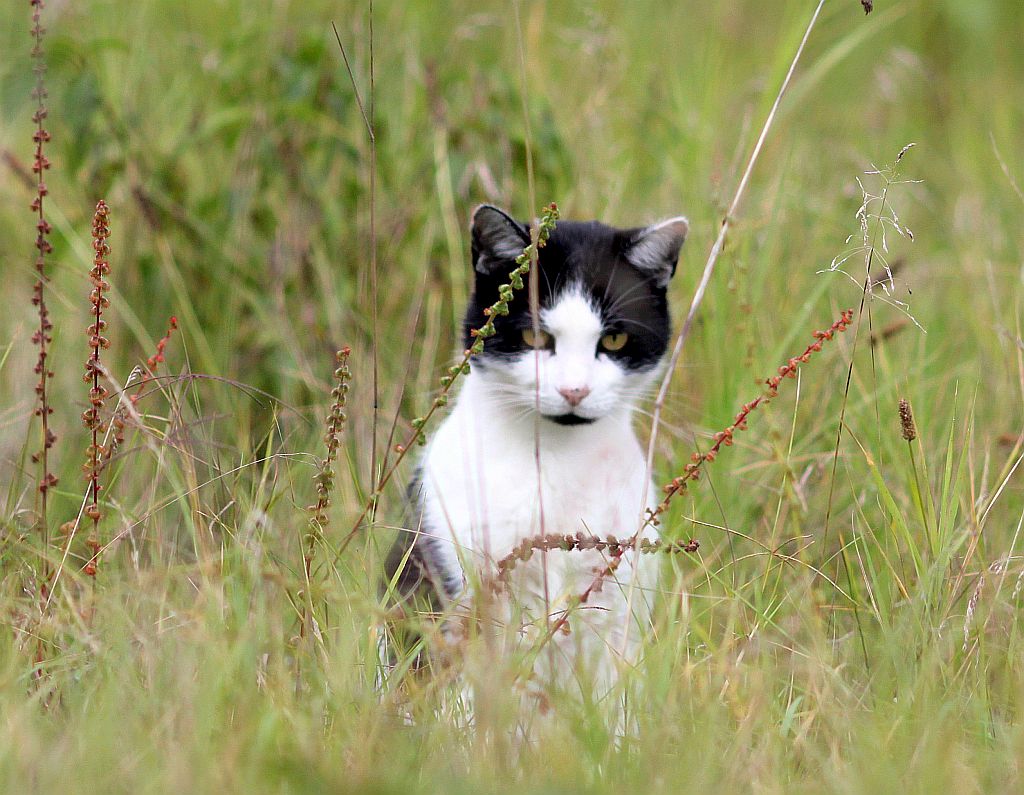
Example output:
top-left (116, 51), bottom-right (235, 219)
top-left (2, 0), bottom-right (1024, 791)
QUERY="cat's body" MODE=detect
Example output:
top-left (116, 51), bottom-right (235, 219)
top-left (384, 205), bottom-right (687, 698)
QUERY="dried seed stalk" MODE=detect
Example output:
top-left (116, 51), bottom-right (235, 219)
top-left (81, 200), bottom-right (112, 575)
top-left (29, 0), bottom-right (57, 545)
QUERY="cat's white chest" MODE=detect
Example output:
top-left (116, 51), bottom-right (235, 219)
top-left (418, 374), bottom-right (656, 602)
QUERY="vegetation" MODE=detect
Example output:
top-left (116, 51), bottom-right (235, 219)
top-left (1, 0), bottom-right (1023, 791)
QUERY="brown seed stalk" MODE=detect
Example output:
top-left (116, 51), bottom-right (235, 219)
top-left (650, 308), bottom-right (855, 522)
top-left (491, 532), bottom-right (699, 587)
top-left (539, 309), bottom-right (854, 638)
top-left (81, 200), bottom-right (112, 576)
top-left (29, 0), bottom-right (57, 545)
top-left (306, 348), bottom-right (352, 570)
top-left (144, 316), bottom-right (179, 376)
top-left (301, 347), bottom-right (352, 638)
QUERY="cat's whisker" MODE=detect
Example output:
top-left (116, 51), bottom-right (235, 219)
top-left (619, 391), bottom-right (662, 404)
top-left (540, 265), bottom-right (558, 306)
top-left (603, 280), bottom-right (652, 315)
top-left (600, 259), bottom-right (629, 308)
top-left (628, 407), bottom-right (694, 439)
top-left (606, 296), bottom-right (663, 316)
top-left (623, 319), bottom-right (663, 336)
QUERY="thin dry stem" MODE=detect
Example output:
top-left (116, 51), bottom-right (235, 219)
top-left (640, 0), bottom-right (827, 531)
top-left (330, 18), bottom-right (378, 514)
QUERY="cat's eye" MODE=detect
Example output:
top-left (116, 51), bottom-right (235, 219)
top-left (600, 332), bottom-right (629, 352)
top-left (522, 328), bottom-right (552, 349)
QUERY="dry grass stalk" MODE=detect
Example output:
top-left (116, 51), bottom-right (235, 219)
top-left (642, 0), bottom-right (828, 519)
top-left (963, 573), bottom-right (984, 652)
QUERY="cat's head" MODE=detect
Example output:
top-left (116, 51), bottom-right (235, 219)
top-left (464, 204), bottom-right (687, 426)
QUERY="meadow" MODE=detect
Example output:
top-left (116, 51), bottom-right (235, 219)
top-left (2, 0), bottom-right (1024, 791)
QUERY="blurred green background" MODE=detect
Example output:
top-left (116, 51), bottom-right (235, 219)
top-left (2, 0), bottom-right (1022, 451)
top-left (2, 1), bottom-right (1024, 792)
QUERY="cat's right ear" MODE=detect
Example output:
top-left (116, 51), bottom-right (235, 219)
top-left (470, 204), bottom-right (531, 275)
top-left (623, 216), bottom-right (689, 288)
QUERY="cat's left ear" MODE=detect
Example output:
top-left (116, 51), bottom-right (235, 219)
top-left (470, 204), bottom-right (531, 275)
top-left (623, 217), bottom-right (689, 288)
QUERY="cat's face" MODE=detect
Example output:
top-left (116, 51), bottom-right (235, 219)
top-left (464, 205), bottom-right (687, 426)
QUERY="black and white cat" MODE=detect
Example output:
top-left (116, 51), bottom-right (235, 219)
top-left (385, 204), bottom-right (687, 697)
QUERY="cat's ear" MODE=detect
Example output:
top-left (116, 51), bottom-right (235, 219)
top-left (471, 204), bottom-right (531, 275)
top-left (623, 217), bottom-right (689, 288)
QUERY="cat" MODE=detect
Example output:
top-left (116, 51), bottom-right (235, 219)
top-left (382, 204), bottom-right (687, 705)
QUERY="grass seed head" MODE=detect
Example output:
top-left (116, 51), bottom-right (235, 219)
top-left (899, 398), bottom-right (917, 442)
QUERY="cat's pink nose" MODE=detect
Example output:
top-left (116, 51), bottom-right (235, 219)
top-left (558, 386), bottom-right (591, 407)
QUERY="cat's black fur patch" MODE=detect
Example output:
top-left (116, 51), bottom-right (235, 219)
top-left (384, 469), bottom-right (464, 606)
top-left (466, 209), bottom-right (678, 372)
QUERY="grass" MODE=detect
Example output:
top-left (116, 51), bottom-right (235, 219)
top-left (2, 0), bottom-right (1024, 791)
